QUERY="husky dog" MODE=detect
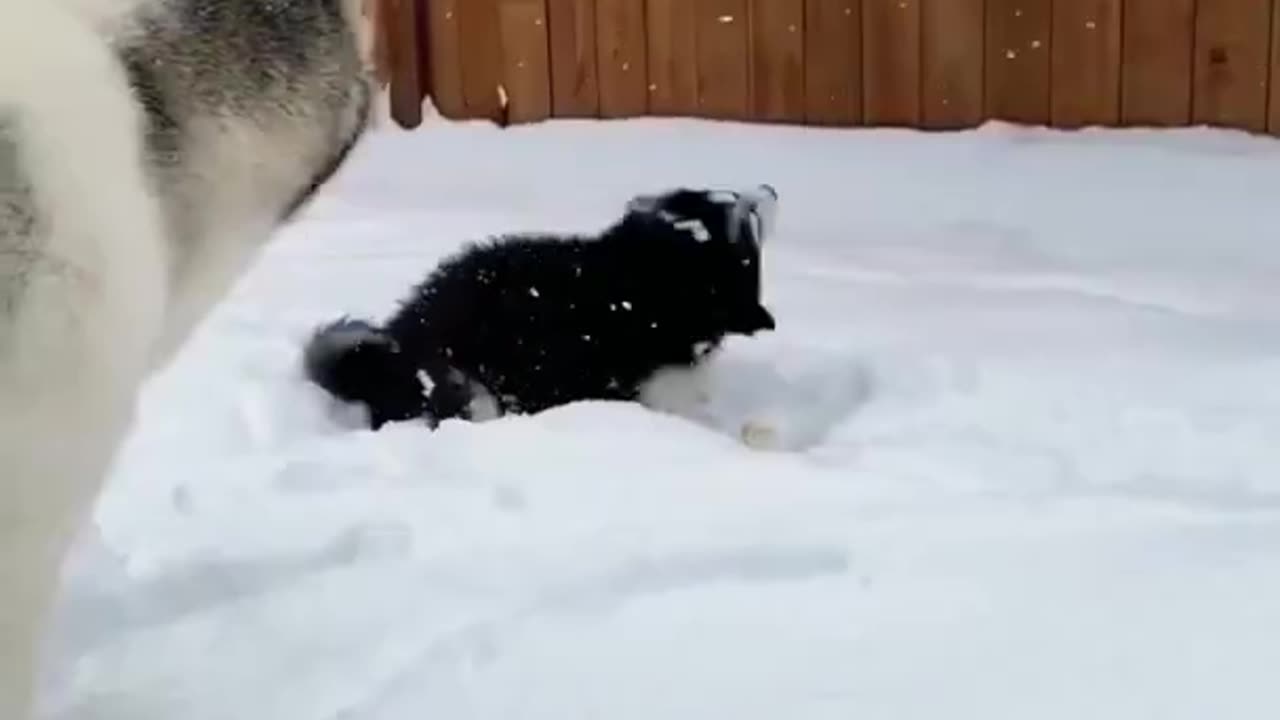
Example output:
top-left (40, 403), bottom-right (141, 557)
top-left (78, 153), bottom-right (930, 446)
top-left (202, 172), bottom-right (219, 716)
top-left (0, 0), bottom-right (374, 715)
top-left (303, 185), bottom-right (779, 430)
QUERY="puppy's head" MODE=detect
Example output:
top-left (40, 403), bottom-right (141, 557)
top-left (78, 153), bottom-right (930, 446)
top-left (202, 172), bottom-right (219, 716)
top-left (626, 183), bottom-right (778, 249)
top-left (626, 184), bottom-right (779, 336)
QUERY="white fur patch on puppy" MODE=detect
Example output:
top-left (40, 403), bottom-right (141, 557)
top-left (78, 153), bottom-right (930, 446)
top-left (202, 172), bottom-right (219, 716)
top-left (656, 210), bottom-right (711, 243)
top-left (466, 381), bottom-right (502, 422)
top-left (672, 218), bottom-right (711, 242)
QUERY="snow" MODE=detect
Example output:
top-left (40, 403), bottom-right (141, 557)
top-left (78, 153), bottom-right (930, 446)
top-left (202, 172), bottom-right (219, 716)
top-left (39, 115), bottom-right (1280, 719)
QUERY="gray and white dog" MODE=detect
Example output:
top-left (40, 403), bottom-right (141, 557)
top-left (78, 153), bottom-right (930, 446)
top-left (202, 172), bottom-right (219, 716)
top-left (0, 0), bottom-right (375, 715)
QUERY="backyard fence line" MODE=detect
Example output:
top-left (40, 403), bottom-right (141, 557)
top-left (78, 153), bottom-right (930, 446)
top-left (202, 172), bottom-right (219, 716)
top-left (374, 0), bottom-right (1280, 136)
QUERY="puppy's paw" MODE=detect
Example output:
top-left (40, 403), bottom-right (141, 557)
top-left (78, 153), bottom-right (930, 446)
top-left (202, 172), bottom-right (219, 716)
top-left (739, 418), bottom-right (782, 451)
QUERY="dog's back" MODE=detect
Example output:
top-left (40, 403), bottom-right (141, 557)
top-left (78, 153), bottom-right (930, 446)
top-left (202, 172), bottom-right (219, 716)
top-left (390, 231), bottom-right (718, 406)
top-left (110, 0), bottom-right (374, 357)
top-left (1, 1), bottom-right (373, 715)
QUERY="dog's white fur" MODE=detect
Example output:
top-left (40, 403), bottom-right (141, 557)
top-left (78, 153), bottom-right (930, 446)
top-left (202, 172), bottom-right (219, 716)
top-left (0, 0), bottom-right (372, 715)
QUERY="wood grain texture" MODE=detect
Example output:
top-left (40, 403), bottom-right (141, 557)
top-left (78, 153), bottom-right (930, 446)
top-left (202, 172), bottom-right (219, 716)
top-left (804, 0), bottom-right (862, 125)
top-left (1051, 0), bottom-right (1122, 127)
top-left (646, 0), bottom-right (699, 115)
top-left (985, 0), bottom-right (1051, 125)
top-left (393, 0), bottom-right (1280, 134)
top-left (696, 0), bottom-right (752, 119)
top-left (424, 0), bottom-right (466, 119)
top-left (595, 0), bottom-right (649, 117)
top-left (369, 0), bottom-right (393, 87)
top-left (547, 0), bottom-right (600, 116)
top-left (498, 0), bottom-right (552, 124)
top-left (457, 0), bottom-right (505, 119)
top-left (921, 0), bottom-right (984, 129)
top-left (1121, 0), bottom-right (1196, 126)
top-left (751, 0), bottom-right (806, 123)
top-left (1193, 0), bottom-right (1273, 132)
top-left (862, 0), bottom-right (921, 126)
top-left (1270, 0), bottom-right (1280, 133)
top-left (387, 0), bottom-right (424, 128)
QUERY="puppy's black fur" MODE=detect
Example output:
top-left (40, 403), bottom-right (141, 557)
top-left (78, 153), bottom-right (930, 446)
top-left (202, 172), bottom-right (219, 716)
top-left (303, 186), bottom-right (778, 429)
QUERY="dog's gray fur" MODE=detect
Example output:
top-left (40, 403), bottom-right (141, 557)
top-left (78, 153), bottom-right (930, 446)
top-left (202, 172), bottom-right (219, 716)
top-left (0, 0), bottom-right (374, 714)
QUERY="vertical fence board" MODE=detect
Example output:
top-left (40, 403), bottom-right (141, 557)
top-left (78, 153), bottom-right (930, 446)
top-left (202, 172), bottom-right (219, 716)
top-left (696, 0), bottom-right (752, 119)
top-left (804, 0), bottom-right (862, 125)
top-left (1121, 0), bottom-right (1195, 126)
top-left (368, 0), bottom-right (392, 88)
top-left (548, 0), bottom-right (600, 117)
top-left (1270, 0), bottom-right (1280, 133)
top-left (388, 0), bottom-right (424, 128)
top-left (921, 0), bottom-right (984, 129)
top-left (647, 0), bottom-right (699, 115)
top-left (863, 0), bottom-right (921, 125)
top-left (415, 0), bottom-right (431, 103)
top-left (596, 0), bottom-right (649, 116)
top-left (498, 0), bottom-right (552, 124)
top-left (751, 0), bottom-right (806, 123)
top-left (1051, 0), bottom-right (1122, 128)
top-left (1193, 0), bottom-right (1273, 133)
top-left (985, 0), bottom-right (1051, 124)
top-left (457, 0), bottom-right (505, 119)
top-left (425, 0), bottom-right (466, 119)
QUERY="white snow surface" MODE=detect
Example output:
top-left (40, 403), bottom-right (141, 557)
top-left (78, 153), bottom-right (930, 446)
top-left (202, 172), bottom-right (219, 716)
top-left (39, 117), bottom-right (1280, 719)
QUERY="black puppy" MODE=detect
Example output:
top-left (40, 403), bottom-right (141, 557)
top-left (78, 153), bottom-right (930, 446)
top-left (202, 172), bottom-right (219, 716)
top-left (303, 184), bottom-right (780, 429)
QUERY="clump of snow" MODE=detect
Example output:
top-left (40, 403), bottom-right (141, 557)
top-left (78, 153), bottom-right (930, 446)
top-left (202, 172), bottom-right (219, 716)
top-left (38, 117), bottom-right (1280, 720)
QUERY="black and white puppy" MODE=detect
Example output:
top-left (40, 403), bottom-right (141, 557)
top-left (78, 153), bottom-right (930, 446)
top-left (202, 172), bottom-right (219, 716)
top-left (303, 184), bottom-right (779, 430)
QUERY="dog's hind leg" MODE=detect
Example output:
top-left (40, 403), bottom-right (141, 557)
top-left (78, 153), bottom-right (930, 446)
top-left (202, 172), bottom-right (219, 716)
top-left (0, 4), bottom-right (168, 715)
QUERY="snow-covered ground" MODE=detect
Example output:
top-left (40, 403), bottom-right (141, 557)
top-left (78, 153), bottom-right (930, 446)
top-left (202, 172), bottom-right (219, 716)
top-left (38, 115), bottom-right (1280, 719)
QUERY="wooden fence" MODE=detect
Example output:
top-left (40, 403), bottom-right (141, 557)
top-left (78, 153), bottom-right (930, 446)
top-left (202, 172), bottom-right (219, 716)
top-left (374, 0), bottom-right (1280, 136)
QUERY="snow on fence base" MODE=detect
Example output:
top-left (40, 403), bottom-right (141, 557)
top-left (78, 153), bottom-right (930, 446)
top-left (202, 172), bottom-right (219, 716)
top-left (372, 0), bottom-right (1280, 136)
